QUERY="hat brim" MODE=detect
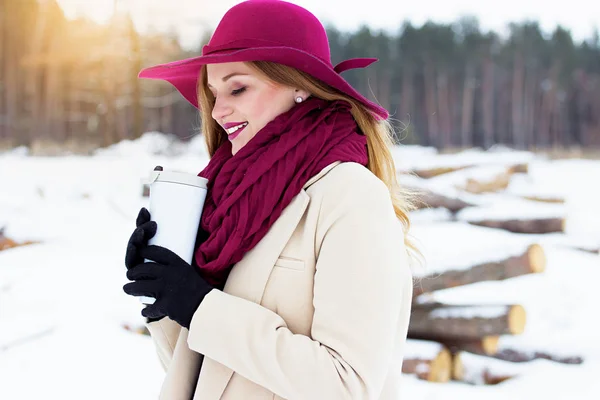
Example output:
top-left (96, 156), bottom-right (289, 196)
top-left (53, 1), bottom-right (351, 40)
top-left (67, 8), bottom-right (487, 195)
top-left (138, 47), bottom-right (388, 120)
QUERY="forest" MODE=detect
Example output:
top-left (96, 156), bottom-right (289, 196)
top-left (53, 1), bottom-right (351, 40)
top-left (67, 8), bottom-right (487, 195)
top-left (1, 0), bottom-right (599, 152)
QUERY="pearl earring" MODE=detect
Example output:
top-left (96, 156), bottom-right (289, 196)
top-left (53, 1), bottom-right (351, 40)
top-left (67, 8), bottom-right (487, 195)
top-left (295, 96), bottom-right (303, 103)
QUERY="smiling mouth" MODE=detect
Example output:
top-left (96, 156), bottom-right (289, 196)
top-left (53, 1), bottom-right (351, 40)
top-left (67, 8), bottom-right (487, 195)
top-left (226, 122), bottom-right (248, 135)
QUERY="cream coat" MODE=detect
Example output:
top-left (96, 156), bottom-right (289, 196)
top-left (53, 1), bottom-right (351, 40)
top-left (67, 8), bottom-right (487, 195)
top-left (145, 162), bottom-right (413, 399)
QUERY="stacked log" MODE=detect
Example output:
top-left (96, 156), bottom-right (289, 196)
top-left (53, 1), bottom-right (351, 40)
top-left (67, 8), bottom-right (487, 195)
top-left (413, 244), bottom-right (546, 297)
top-left (409, 162), bottom-right (529, 180)
top-left (401, 154), bottom-right (585, 386)
top-left (403, 241), bottom-right (583, 385)
top-left (466, 217), bottom-right (565, 234)
top-left (408, 185), bottom-right (475, 213)
top-left (408, 304), bottom-right (527, 340)
top-left (463, 169), bottom-right (512, 194)
top-left (402, 339), bottom-right (452, 382)
top-left (520, 194), bottom-right (565, 204)
top-left (411, 165), bottom-right (473, 179)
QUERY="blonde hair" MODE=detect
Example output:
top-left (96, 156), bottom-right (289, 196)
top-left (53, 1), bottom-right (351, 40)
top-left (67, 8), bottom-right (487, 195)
top-left (198, 61), bottom-right (423, 265)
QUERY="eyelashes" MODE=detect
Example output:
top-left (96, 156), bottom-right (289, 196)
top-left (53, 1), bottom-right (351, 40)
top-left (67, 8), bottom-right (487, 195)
top-left (209, 86), bottom-right (247, 99)
top-left (231, 87), bottom-right (247, 96)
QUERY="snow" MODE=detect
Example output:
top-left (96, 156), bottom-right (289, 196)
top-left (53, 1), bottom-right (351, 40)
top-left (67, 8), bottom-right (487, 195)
top-left (408, 222), bottom-right (535, 276)
top-left (1, 136), bottom-right (599, 398)
top-left (396, 145), bottom-right (538, 172)
top-left (429, 305), bottom-right (510, 320)
top-left (456, 196), bottom-right (567, 221)
top-left (404, 338), bottom-right (445, 359)
top-left (456, 351), bottom-right (533, 385)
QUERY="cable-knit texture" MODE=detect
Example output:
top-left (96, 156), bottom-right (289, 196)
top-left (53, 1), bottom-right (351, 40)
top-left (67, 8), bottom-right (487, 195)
top-left (194, 98), bottom-right (368, 286)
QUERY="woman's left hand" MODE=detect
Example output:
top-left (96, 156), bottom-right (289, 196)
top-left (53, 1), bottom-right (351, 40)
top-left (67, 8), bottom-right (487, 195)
top-left (123, 245), bottom-right (214, 329)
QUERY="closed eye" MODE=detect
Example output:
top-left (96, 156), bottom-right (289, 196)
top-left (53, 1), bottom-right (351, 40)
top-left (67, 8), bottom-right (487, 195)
top-left (231, 87), bottom-right (246, 96)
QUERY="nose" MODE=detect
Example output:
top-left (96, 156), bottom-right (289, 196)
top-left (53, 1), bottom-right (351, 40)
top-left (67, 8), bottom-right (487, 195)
top-left (211, 96), bottom-right (233, 122)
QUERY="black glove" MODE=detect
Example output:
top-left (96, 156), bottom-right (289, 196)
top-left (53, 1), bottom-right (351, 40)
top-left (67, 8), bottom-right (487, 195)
top-left (123, 245), bottom-right (214, 329)
top-left (125, 207), bottom-right (157, 270)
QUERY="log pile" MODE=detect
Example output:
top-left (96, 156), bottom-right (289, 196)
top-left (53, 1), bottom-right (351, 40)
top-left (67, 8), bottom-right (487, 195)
top-left (401, 159), bottom-right (568, 234)
top-left (402, 242), bottom-right (584, 385)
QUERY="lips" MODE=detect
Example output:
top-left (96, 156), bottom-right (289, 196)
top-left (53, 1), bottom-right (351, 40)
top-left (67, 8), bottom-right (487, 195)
top-left (227, 123), bottom-right (247, 141)
top-left (223, 121), bottom-right (247, 129)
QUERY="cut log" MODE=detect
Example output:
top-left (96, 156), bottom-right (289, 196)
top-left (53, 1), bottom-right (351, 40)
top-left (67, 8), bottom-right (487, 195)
top-left (520, 194), bottom-right (565, 204)
top-left (463, 170), bottom-right (512, 194)
top-left (506, 163), bottom-right (529, 174)
top-left (441, 336), bottom-right (499, 355)
top-left (467, 217), bottom-right (565, 234)
top-left (452, 351), bottom-right (521, 385)
top-left (411, 165), bottom-right (473, 179)
top-left (402, 339), bottom-right (452, 382)
top-left (408, 304), bottom-right (526, 340)
top-left (492, 348), bottom-right (583, 365)
top-left (413, 244), bottom-right (546, 296)
top-left (441, 336), bottom-right (584, 365)
top-left (408, 186), bottom-right (475, 213)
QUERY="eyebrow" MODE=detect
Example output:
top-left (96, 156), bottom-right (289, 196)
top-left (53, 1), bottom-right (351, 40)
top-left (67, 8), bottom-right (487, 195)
top-left (207, 73), bottom-right (249, 88)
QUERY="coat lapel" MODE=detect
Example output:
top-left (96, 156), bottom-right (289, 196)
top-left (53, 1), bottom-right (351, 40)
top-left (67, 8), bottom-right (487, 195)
top-left (224, 189), bottom-right (310, 303)
top-left (200, 162), bottom-right (340, 399)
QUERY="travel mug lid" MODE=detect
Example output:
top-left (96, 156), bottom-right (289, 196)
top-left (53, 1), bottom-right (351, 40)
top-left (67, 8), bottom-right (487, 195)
top-left (149, 169), bottom-right (208, 188)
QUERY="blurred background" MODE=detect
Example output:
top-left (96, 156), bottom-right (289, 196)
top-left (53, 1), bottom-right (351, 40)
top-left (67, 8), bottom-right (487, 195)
top-left (0, 0), bottom-right (599, 154)
top-left (1, 1), bottom-right (599, 399)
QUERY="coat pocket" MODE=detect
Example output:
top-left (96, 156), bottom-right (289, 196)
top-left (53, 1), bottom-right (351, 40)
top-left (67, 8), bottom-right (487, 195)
top-left (273, 256), bottom-right (305, 271)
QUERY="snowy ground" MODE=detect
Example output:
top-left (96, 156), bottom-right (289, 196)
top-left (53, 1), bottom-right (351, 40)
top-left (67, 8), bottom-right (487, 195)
top-left (1, 133), bottom-right (598, 399)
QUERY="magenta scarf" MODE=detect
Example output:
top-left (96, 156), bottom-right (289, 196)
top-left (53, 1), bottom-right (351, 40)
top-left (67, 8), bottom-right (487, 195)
top-left (194, 98), bottom-right (368, 286)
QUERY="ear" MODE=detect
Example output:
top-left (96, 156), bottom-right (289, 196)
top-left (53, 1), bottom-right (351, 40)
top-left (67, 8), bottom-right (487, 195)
top-left (294, 88), bottom-right (310, 100)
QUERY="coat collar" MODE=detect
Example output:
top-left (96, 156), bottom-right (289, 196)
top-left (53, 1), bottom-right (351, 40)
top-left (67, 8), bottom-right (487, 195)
top-left (200, 161), bottom-right (341, 399)
top-left (303, 161), bottom-right (341, 189)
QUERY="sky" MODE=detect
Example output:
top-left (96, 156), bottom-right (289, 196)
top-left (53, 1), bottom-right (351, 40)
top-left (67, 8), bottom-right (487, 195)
top-left (56, 0), bottom-right (600, 49)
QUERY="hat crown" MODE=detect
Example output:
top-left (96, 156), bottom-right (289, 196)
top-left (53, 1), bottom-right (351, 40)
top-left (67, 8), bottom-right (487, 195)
top-left (205, 0), bottom-right (331, 65)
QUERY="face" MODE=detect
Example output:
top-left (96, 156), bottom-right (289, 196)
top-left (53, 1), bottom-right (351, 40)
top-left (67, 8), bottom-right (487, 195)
top-left (206, 62), bottom-right (306, 155)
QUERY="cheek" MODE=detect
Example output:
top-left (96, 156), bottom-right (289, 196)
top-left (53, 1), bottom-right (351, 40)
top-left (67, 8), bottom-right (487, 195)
top-left (249, 88), bottom-right (292, 127)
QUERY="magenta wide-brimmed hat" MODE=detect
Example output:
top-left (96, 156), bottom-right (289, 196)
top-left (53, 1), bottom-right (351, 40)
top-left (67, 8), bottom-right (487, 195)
top-left (138, 0), bottom-right (389, 120)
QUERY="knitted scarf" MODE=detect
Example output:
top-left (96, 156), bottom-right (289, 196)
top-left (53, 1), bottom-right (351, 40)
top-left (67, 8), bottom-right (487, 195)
top-left (194, 97), bottom-right (368, 286)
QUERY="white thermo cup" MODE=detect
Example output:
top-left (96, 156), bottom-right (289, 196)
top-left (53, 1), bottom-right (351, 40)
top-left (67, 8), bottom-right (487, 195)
top-left (138, 166), bottom-right (208, 305)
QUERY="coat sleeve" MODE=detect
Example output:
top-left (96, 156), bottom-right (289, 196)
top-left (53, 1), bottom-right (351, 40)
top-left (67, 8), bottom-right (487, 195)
top-left (146, 317), bottom-right (183, 372)
top-left (187, 171), bottom-right (413, 399)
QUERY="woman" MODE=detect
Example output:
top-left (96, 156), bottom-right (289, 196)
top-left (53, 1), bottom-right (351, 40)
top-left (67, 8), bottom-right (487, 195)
top-left (123, 1), bottom-right (419, 399)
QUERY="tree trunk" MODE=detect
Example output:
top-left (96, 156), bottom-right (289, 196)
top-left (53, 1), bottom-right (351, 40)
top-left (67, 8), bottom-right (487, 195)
top-left (423, 56), bottom-right (439, 145)
top-left (4, 0), bottom-right (20, 144)
top-left (512, 52), bottom-right (525, 148)
top-left (436, 70), bottom-right (451, 147)
top-left (0, 0), bottom-right (5, 140)
top-left (461, 63), bottom-right (476, 147)
top-left (400, 64), bottom-right (414, 126)
top-left (482, 56), bottom-right (495, 148)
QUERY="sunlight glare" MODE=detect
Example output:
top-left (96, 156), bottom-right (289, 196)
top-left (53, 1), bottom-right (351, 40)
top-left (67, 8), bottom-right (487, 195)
top-left (56, 0), bottom-right (116, 24)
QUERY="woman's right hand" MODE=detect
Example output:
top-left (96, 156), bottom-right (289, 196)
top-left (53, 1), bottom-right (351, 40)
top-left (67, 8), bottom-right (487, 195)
top-left (125, 207), bottom-right (157, 270)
